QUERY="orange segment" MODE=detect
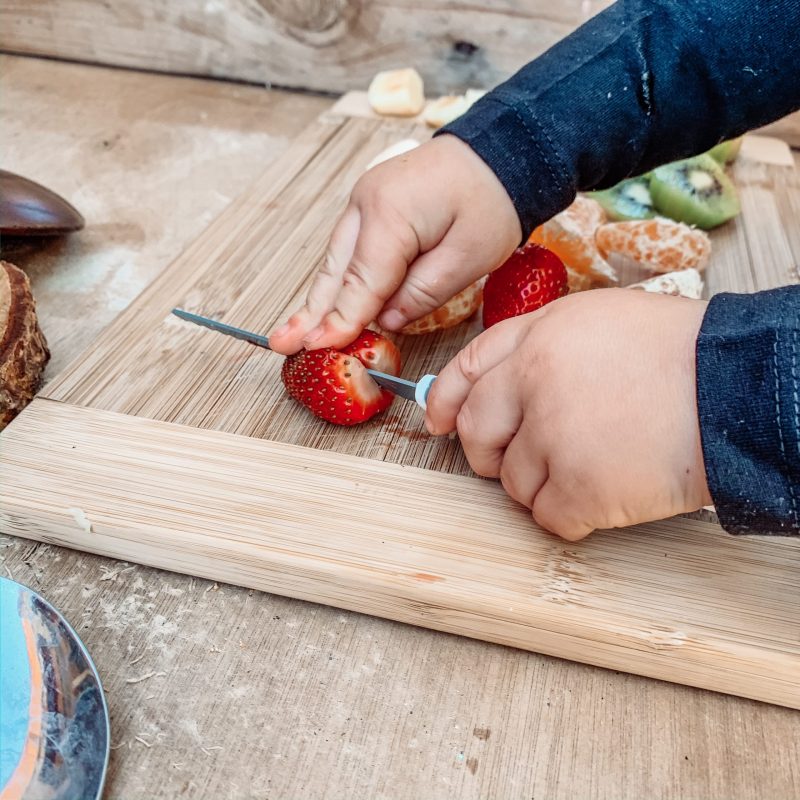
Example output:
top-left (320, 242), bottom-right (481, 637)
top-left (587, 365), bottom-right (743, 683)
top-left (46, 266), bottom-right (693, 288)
top-left (528, 196), bottom-right (618, 286)
top-left (595, 219), bottom-right (711, 273)
top-left (401, 279), bottom-right (483, 335)
top-left (564, 267), bottom-right (594, 293)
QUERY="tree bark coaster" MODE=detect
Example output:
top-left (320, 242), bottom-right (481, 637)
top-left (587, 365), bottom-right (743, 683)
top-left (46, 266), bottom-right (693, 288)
top-left (0, 260), bottom-right (50, 429)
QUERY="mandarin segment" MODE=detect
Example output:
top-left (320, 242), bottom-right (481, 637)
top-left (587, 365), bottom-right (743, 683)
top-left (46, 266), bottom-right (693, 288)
top-left (528, 196), bottom-right (618, 286)
top-left (627, 268), bottom-right (704, 299)
top-left (595, 219), bottom-right (711, 273)
top-left (401, 280), bottom-right (483, 335)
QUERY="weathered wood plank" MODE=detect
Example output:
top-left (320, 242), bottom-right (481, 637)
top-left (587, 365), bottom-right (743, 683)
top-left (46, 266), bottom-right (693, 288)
top-left (0, 54), bottom-right (330, 378)
top-left (0, 0), bottom-right (613, 95)
top-left (3, 537), bottom-right (798, 800)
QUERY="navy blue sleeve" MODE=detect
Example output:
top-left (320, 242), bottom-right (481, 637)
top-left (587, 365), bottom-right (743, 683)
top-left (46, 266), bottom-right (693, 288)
top-left (436, 0), bottom-right (800, 536)
top-left (439, 0), bottom-right (800, 238)
top-left (697, 289), bottom-right (800, 535)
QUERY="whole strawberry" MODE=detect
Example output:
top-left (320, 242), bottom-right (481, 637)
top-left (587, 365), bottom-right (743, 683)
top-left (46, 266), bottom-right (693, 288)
top-left (281, 330), bottom-right (401, 426)
top-left (482, 244), bottom-right (568, 328)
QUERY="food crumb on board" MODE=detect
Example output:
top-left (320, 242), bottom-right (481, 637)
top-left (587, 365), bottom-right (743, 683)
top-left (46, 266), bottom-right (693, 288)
top-left (67, 507), bottom-right (93, 533)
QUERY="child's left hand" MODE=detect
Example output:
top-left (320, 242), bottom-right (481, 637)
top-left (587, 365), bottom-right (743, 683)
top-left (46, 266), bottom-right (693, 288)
top-left (425, 289), bottom-right (713, 540)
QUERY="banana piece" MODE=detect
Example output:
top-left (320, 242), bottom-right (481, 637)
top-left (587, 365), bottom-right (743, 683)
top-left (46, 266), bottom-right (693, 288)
top-left (423, 95), bottom-right (470, 128)
top-left (423, 88), bottom-right (489, 129)
top-left (368, 69), bottom-right (425, 116)
top-left (627, 268), bottom-right (704, 299)
top-left (365, 139), bottom-right (421, 171)
top-left (464, 88), bottom-right (489, 105)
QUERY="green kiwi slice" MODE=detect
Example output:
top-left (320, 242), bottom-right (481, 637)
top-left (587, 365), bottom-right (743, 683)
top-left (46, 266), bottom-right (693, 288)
top-left (589, 176), bottom-right (655, 221)
top-left (707, 137), bottom-right (743, 164)
top-left (649, 154), bottom-right (740, 229)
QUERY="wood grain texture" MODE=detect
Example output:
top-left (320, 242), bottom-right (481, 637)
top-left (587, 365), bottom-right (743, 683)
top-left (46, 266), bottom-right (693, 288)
top-left (42, 108), bottom-right (800, 475)
top-left (2, 57), bottom-right (799, 798)
top-left (0, 1), bottom-right (615, 95)
top-left (4, 102), bottom-right (798, 709)
top-left (3, 398), bottom-right (800, 708)
top-left (3, 541), bottom-right (798, 800)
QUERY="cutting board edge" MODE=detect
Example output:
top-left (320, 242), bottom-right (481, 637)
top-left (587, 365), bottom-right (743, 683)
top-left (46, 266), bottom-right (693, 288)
top-left (2, 397), bottom-right (797, 710)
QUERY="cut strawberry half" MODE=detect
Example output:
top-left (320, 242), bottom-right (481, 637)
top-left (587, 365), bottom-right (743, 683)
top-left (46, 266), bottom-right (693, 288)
top-left (281, 330), bottom-right (402, 426)
top-left (482, 244), bottom-right (568, 328)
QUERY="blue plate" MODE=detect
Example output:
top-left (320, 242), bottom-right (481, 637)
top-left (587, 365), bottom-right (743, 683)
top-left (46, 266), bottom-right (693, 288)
top-left (0, 576), bottom-right (109, 799)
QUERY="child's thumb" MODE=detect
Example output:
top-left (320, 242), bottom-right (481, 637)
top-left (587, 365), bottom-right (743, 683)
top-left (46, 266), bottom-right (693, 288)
top-left (378, 233), bottom-right (497, 331)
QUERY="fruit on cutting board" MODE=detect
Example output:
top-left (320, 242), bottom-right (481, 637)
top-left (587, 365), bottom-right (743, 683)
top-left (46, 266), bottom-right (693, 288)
top-left (0, 261), bottom-right (50, 429)
top-left (482, 244), bottom-right (568, 328)
top-left (401, 280), bottom-right (483, 334)
top-left (368, 69), bottom-right (425, 116)
top-left (423, 95), bottom-right (471, 128)
top-left (589, 176), bottom-right (655, 221)
top-left (649, 154), bottom-right (740, 229)
top-left (422, 88), bottom-right (487, 128)
top-left (564, 267), bottom-right (595, 293)
top-left (707, 137), bottom-right (743, 164)
top-left (282, 330), bottom-right (401, 426)
top-left (627, 268), bottom-right (704, 299)
top-left (528, 196), bottom-right (618, 287)
top-left (595, 218), bottom-right (711, 273)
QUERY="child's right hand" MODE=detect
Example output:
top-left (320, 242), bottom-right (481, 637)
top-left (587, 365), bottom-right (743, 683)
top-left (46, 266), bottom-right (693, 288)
top-left (268, 134), bottom-right (522, 354)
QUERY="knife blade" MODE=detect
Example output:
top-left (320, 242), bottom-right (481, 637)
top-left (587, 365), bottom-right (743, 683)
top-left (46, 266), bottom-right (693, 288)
top-left (171, 308), bottom-right (436, 409)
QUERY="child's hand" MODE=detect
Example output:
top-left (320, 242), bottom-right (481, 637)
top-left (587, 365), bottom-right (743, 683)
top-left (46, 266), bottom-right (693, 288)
top-left (425, 289), bottom-right (713, 540)
top-left (269, 135), bottom-right (521, 354)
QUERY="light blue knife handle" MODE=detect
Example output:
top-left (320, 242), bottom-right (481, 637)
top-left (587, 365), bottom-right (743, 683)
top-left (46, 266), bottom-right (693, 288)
top-left (415, 374), bottom-right (437, 410)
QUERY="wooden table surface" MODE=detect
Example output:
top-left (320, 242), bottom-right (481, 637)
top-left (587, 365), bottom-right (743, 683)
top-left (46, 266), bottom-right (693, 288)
top-left (1, 54), bottom-right (798, 799)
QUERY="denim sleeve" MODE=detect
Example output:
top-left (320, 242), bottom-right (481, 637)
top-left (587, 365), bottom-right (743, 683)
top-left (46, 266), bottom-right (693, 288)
top-left (697, 289), bottom-right (800, 535)
top-left (439, 0), bottom-right (800, 238)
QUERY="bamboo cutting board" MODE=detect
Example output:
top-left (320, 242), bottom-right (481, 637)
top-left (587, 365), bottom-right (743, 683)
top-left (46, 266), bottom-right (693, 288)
top-left (2, 94), bottom-right (799, 707)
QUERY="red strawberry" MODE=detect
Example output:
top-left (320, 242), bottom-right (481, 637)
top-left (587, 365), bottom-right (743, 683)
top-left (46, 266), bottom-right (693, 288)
top-left (281, 330), bottom-right (401, 426)
top-left (482, 244), bottom-right (568, 328)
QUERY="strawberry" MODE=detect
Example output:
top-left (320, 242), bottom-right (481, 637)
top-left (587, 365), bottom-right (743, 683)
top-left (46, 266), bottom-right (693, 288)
top-left (281, 330), bottom-right (401, 426)
top-left (482, 244), bottom-right (568, 328)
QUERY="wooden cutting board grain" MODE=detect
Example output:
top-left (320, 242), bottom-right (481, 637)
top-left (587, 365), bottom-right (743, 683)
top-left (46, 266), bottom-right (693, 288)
top-left (1, 94), bottom-right (799, 707)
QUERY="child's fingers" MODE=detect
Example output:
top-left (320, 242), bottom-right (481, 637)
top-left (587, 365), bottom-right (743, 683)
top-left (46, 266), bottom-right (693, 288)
top-left (452, 362), bottom-right (523, 478)
top-left (530, 480), bottom-right (594, 541)
top-left (302, 207), bottom-right (419, 351)
top-left (497, 423), bottom-right (548, 510)
top-left (378, 220), bottom-right (515, 331)
top-left (425, 316), bottom-right (533, 435)
top-left (268, 204), bottom-right (361, 354)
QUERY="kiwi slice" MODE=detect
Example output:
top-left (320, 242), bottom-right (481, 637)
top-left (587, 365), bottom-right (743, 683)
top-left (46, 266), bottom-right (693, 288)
top-left (707, 137), bottom-right (743, 164)
top-left (649, 154), bottom-right (740, 229)
top-left (589, 176), bottom-right (655, 221)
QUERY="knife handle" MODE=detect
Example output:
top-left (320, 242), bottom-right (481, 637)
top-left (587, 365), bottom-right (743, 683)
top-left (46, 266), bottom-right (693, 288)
top-left (415, 374), bottom-right (437, 410)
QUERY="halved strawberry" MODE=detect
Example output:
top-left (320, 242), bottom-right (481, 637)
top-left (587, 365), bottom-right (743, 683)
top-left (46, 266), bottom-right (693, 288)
top-left (281, 330), bottom-right (401, 426)
top-left (482, 244), bottom-right (568, 328)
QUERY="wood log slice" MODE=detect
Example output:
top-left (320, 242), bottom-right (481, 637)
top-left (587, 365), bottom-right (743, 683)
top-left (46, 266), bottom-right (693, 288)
top-left (0, 260), bottom-right (49, 429)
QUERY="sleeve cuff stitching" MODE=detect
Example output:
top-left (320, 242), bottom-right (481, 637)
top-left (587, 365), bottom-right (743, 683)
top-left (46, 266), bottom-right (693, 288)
top-left (773, 330), bottom-right (800, 526)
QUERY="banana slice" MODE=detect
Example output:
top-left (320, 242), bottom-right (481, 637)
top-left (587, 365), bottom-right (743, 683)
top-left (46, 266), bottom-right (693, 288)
top-left (422, 88), bottom-right (489, 129)
top-left (464, 88), bottom-right (488, 105)
top-left (365, 139), bottom-right (421, 171)
top-left (627, 268), bottom-right (704, 299)
top-left (423, 95), bottom-right (471, 128)
top-left (368, 69), bottom-right (425, 116)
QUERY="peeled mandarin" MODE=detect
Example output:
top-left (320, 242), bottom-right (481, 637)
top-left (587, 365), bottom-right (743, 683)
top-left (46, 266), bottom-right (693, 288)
top-left (401, 280), bottom-right (483, 334)
top-left (528, 196), bottom-right (618, 286)
top-left (595, 218), bottom-right (711, 273)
